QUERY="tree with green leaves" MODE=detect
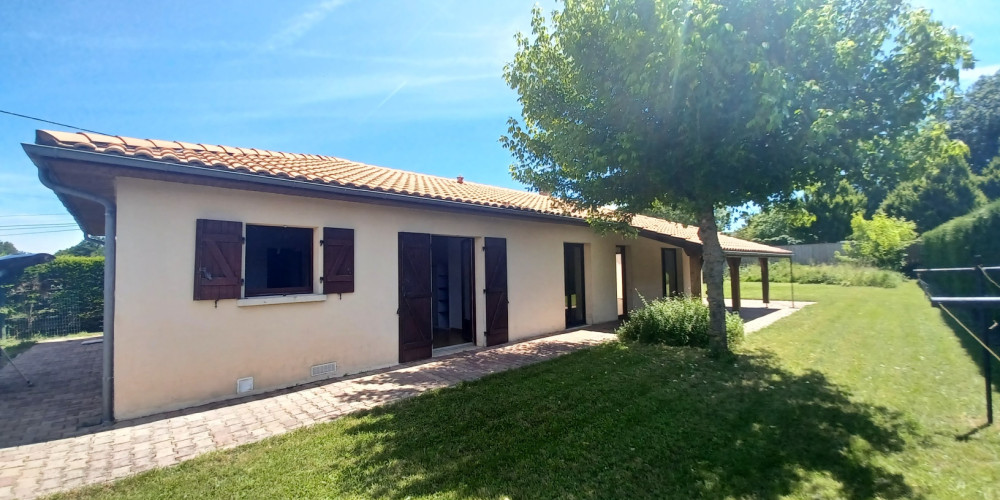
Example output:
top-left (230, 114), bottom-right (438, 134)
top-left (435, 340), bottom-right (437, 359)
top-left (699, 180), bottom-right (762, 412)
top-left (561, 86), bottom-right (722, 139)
top-left (0, 240), bottom-right (19, 256)
top-left (948, 70), bottom-right (1000, 173)
top-left (503, 0), bottom-right (971, 353)
top-left (842, 213), bottom-right (917, 270)
top-left (55, 239), bottom-right (104, 257)
top-left (880, 125), bottom-right (986, 232)
top-left (978, 156), bottom-right (1000, 200)
top-left (734, 203), bottom-right (815, 245)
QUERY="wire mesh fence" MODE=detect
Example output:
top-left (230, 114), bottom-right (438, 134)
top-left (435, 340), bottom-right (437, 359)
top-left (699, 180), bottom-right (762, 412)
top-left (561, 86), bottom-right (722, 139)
top-left (0, 301), bottom-right (88, 340)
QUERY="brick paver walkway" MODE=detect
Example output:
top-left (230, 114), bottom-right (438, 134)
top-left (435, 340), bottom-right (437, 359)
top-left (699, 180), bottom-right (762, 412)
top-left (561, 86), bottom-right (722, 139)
top-left (0, 338), bottom-right (103, 448)
top-left (0, 328), bottom-right (615, 499)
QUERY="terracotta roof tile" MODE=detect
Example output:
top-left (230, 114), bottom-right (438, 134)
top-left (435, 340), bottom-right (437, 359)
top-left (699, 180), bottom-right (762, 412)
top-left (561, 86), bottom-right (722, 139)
top-left (33, 129), bottom-right (790, 256)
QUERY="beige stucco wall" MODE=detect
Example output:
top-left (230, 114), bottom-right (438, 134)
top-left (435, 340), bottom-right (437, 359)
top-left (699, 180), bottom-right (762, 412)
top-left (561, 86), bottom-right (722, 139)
top-left (112, 177), bottom-right (692, 419)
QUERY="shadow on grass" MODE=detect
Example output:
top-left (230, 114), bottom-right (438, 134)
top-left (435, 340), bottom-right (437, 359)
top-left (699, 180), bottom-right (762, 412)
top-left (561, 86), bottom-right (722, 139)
top-left (339, 342), bottom-right (914, 499)
top-left (936, 308), bottom-right (1000, 399)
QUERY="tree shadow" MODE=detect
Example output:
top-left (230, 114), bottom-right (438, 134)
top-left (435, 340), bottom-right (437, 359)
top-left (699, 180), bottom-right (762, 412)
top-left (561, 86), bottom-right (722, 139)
top-left (936, 308), bottom-right (1000, 397)
top-left (335, 343), bottom-right (916, 499)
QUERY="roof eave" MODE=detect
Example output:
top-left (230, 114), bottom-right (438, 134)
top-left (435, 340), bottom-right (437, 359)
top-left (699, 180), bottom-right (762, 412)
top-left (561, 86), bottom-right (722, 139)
top-left (723, 250), bottom-right (794, 258)
top-left (22, 142), bottom-right (592, 230)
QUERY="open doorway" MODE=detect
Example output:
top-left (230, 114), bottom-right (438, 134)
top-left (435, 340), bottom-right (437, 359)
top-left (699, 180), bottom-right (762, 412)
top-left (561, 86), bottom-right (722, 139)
top-left (662, 248), bottom-right (681, 297)
top-left (564, 243), bottom-right (586, 328)
top-left (431, 236), bottom-right (475, 349)
top-left (616, 246), bottom-right (627, 319)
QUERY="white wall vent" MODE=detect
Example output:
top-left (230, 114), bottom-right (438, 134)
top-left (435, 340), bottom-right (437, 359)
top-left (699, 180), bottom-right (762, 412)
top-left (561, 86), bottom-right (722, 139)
top-left (311, 362), bottom-right (337, 377)
top-left (236, 376), bottom-right (254, 394)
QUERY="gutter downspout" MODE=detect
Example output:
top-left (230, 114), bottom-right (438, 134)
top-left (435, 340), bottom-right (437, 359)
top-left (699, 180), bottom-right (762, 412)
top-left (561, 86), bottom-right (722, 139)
top-left (37, 168), bottom-right (116, 423)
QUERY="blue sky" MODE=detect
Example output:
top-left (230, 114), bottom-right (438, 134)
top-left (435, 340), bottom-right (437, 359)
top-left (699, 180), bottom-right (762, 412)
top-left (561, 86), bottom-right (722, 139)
top-left (0, 0), bottom-right (997, 253)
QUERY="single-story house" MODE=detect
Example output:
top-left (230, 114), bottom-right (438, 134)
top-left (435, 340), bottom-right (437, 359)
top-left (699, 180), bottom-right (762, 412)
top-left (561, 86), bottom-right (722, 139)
top-left (24, 129), bottom-right (790, 420)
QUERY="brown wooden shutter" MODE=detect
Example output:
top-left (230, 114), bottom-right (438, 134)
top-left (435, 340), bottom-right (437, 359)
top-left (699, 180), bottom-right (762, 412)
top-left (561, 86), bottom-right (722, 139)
top-left (484, 237), bottom-right (509, 346)
top-left (323, 227), bottom-right (354, 294)
top-left (194, 219), bottom-right (243, 300)
top-left (398, 232), bottom-right (433, 362)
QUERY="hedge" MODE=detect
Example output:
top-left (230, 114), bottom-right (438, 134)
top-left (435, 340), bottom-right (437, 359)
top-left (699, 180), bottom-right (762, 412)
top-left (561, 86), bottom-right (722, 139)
top-left (1, 256), bottom-right (104, 336)
top-left (918, 198), bottom-right (1000, 295)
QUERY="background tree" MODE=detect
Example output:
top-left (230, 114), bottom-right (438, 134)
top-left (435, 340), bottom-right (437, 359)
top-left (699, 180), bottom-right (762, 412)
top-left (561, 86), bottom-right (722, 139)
top-left (55, 239), bottom-right (104, 257)
top-left (948, 70), bottom-right (1000, 173)
top-left (879, 121), bottom-right (986, 232)
top-left (503, 0), bottom-right (970, 353)
top-left (977, 156), bottom-right (1000, 201)
top-left (798, 180), bottom-right (869, 242)
top-left (733, 203), bottom-right (816, 245)
top-left (0, 241), bottom-right (19, 256)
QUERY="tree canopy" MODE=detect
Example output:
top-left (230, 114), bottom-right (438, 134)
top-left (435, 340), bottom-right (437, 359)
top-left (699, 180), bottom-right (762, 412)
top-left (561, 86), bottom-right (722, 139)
top-left (503, 0), bottom-right (971, 353)
top-left (55, 239), bottom-right (105, 257)
top-left (948, 70), bottom-right (1000, 173)
top-left (879, 124), bottom-right (986, 232)
top-left (0, 241), bottom-right (19, 256)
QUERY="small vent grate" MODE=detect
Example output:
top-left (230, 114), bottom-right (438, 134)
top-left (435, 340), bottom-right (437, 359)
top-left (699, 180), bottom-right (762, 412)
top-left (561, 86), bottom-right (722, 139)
top-left (311, 362), bottom-right (337, 377)
top-left (236, 376), bottom-right (254, 394)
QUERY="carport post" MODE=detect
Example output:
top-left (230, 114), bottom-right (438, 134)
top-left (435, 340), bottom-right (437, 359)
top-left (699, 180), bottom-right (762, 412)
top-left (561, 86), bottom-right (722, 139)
top-left (727, 257), bottom-right (742, 312)
top-left (759, 257), bottom-right (770, 306)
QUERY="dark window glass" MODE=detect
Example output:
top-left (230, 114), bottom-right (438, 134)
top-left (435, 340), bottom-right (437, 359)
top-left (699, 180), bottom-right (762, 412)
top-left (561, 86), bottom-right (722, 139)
top-left (245, 225), bottom-right (313, 297)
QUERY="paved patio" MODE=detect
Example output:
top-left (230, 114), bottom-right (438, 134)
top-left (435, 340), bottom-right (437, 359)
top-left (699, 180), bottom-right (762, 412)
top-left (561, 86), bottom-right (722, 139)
top-left (0, 338), bottom-right (103, 449)
top-left (729, 299), bottom-right (815, 334)
top-left (0, 327), bottom-right (615, 500)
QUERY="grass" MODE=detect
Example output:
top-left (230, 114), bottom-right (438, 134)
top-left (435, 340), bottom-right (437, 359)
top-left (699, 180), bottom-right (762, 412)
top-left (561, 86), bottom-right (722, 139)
top-left (1, 331), bottom-right (101, 360)
top-left (57, 284), bottom-right (1000, 499)
top-left (736, 261), bottom-right (904, 288)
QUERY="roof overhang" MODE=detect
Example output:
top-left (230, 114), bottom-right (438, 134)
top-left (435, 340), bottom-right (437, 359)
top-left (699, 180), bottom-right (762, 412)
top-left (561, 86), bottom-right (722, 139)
top-left (23, 141), bottom-right (792, 259)
top-left (23, 143), bottom-right (597, 236)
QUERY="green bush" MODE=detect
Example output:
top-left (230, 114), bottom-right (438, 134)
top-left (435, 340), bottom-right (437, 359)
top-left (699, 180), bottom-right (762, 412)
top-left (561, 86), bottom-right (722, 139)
top-left (617, 296), bottom-right (744, 348)
top-left (739, 261), bottom-right (903, 288)
top-left (918, 198), bottom-right (1000, 295)
top-left (842, 213), bottom-right (917, 271)
top-left (1, 256), bottom-right (104, 335)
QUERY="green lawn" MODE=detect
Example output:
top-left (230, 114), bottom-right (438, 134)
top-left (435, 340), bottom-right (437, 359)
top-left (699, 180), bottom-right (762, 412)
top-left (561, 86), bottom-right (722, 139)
top-left (58, 284), bottom-right (1000, 499)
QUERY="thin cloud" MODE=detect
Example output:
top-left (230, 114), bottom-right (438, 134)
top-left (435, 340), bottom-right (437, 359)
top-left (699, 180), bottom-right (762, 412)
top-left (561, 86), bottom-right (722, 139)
top-left (264, 0), bottom-right (349, 51)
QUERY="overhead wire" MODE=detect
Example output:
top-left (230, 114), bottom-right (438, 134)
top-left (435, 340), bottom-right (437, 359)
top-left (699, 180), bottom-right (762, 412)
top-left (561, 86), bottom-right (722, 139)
top-left (0, 109), bottom-right (109, 135)
top-left (0, 223), bottom-right (79, 229)
top-left (0, 229), bottom-right (81, 237)
top-left (0, 214), bottom-right (72, 218)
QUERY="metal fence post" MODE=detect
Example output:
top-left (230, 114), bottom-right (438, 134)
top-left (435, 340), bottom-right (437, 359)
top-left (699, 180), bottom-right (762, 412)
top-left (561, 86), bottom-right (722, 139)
top-left (976, 258), bottom-right (993, 425)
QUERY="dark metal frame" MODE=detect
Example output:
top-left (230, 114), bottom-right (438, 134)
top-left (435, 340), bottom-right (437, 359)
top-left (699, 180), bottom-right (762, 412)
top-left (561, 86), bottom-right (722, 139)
top-left (915, 264), bottom-right (1000, 424)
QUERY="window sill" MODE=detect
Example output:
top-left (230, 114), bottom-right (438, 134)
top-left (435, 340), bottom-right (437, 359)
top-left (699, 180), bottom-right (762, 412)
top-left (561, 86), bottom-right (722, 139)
top-left (237, 294), bottom-right (327, 307)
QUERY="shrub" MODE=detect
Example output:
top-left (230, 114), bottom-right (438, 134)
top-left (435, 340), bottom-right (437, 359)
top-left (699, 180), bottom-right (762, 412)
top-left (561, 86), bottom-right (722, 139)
top-left (842, 213), bottom-right (917, 270)
top-left (738, 261), bottom-right (903, 288)
top-left (617, 296), bottom-right (744, 348)
top-left (1, 256), bottom-right (104, 336)
top-left (918, 198), bottom-right (1000, 295)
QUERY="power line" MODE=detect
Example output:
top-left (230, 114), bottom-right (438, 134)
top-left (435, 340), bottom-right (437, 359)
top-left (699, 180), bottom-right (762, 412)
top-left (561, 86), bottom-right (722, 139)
top-left (0, 214), bottom-right (73, 218)
top-left (0, 109), bottom-right (109, 135)
top-left (0, 228), bottom-right (81, 237)
top-left (0, 223), bottom-right (79, 229)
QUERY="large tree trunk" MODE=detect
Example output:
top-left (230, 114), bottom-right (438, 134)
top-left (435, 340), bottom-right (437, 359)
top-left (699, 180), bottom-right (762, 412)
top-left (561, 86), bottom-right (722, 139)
top-left (698, 206), bottom-right (729, 355)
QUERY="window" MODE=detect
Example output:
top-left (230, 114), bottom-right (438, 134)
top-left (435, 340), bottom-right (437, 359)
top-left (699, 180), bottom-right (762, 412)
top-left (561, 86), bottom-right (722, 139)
top-left (244, 225), bottom-right (313, 297)
top-left (193, 219), bottom-right (354, 301)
